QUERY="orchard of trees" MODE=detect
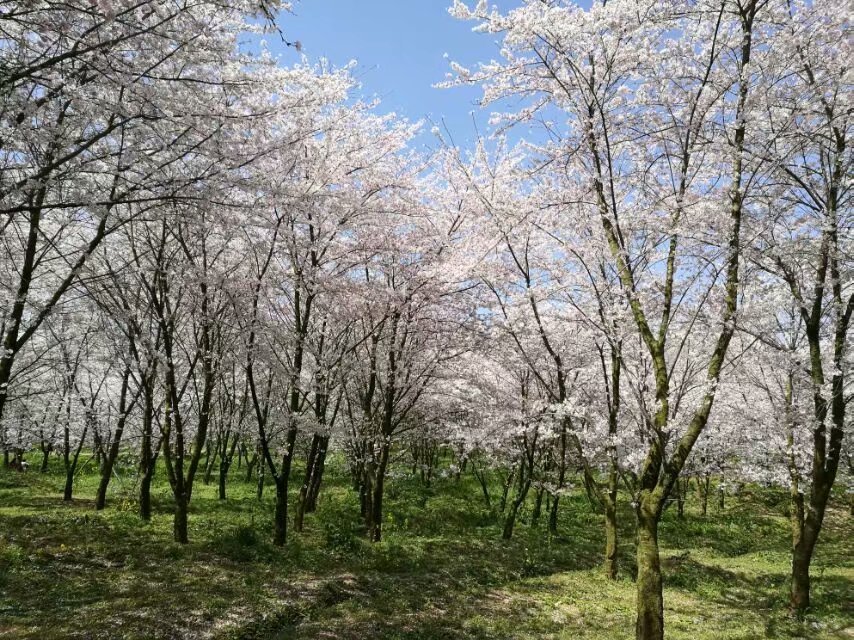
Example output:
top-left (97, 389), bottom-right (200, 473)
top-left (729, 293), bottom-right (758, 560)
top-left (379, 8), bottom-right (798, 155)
top-left (0, 1), bottom-right (850, 639)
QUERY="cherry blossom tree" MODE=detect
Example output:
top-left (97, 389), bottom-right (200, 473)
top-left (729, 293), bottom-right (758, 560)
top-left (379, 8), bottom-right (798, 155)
top-left (444, 1), bottom-right (806, 636)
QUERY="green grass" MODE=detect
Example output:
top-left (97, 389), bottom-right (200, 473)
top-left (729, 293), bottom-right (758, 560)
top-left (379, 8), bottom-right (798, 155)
top-left (0, 456), bottom-right (851, 639)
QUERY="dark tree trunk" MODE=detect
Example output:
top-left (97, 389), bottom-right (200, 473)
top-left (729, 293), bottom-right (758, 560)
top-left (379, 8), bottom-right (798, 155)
top-left (203, 443), bottom-right (216, 485)
top-left (63, 469), bottom-right (75, 501)
top-left (174, 494), bottom-right (189, 544)
top-left (531, 487), bottom-right (544, 525)
top-left (503, 457), bottom-right (533, 540)
top-left (246, 451), bottom-right (257, 482)
top-left (471, 459), bottom-right (491, 509)
top-left (369, 443), bottom-right (390, 542)
top-left (635, 506), bottom-right (664, 640)
top-left (548, 493), bottom-right (560, 533)
top-left (273, 477), bottom-right (287, 546)
top-left (306, 437), bottom-right (329, 512)
top-left (218, 460), bottom-right (229, 500)
top-left (63, 420), bottom-right (88, 502)
top-left (294, 433), bottom-right (321, 532)
top-left (499, 466), bottom-right (516, 513)
top-left (140, 470), bottom-right (154, 521)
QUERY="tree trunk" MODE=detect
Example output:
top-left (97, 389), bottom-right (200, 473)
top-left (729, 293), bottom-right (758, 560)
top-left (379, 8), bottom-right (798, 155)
top-left (790, 544), bottom-right (812, 614)
top-left (502, 500), bottom-right (521, 539)
top-left (471, 457), bottom-right (492, 509)
top-left (273, 477), bottom-right (287, 546)
top-left (96, 370), bottom-right (132, 510)
top-left (63, 469), bottom-right (75, 501)
top-left (531, 487), bottom-right (544, 525)
top-left (635, 508), bottom-right (664, 640)
top-left (294, 434), bottom-right (321, 532)
top-left (698, 476), bottom-right (709, 516)
top-left (203, 439), bottom-right (217, 485)
top-left (306, 437), bottom-right (329, 512)
top-left (604, 466), bottom-right (619, 579)
top-left (369, 443), bottom-right (390, 542)
top-left (499, 466), bottom-right (516, 513)
top-left (63, 422), bottom-right (88, 502)
top-left (256, 460), bottom-right (265, 500)
top-left (174, 494), bottom-right (189, 544)
top-left (503, 465), bottom-right (532, 540)
top-left (140, 470), bottom-right (153, 521)
top-left (246, 451), bottom-right (257, 482)
top-left (548, 493), bottom-right (560, 533)
top-left (139, 388), bottom-right (157, 521)
top-left (218, 459), bottom-right (230, 500)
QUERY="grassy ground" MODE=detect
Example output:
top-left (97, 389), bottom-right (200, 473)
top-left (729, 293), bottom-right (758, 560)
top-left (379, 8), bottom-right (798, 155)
top-left (0, 456), bottom-right (851, 639)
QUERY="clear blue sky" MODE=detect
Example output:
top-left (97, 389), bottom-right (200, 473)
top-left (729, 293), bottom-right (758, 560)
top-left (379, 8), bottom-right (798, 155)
top-left (273, 0), bottom-right (521, 149)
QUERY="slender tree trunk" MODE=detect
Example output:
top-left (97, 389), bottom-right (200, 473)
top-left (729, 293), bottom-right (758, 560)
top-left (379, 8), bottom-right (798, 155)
top-left (370, 443), bottom-right (390, 542)
top-left (174, 493), bottom-right (189, 544)
top-left (273, 477), bottom-right (287, 546)
top-left (203, 443), bottom-right (216, 485)
top-left (246, 451), bottom-right (257, 482)
top-left (503, 458), bottom-right (532, 540)
top-left (531, 487), bottom-right (544, 525)
top-left (472, 460), bottom-right (491, 509)
top-left (295, 434), bottom-right (321, 532)
top-left (63, 468), bottom-right (75, 501)
top-left (548, 493), bottom-right (560, 533)
top-left (362, 452), bottom-right (376, 534)
top-left (502, 484), bottom-right (530, 540)
top-left (698, 476), bottom-right (709, 516)
top-left (604, 465), bottom-right (619, 579)
top-left (140, 470), bottom-right (153, 521)
top-left (550, 420), bottom-right (568, 533)
top-left (139, 386), bottom-right (156, 521)
top-left (676, 480), bottom-right (686, 519)
top-left (635, 507), bottom-right (664, 640)
top-left (96, 369), bottom-right (132, 510)
top-left (256, 460), bottom-right (265, 500)
top-left (218, 460), bottom-right (229, 500)
top-left (499, 466), bottom-right (516, 513)
top-left (306, 437), bottom-right (329, 512)
top-left (63, 421), bottom-right (88, 502)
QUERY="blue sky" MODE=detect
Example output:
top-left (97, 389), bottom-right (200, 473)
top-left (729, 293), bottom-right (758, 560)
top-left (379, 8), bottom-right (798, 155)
top-left (272, 0), bottom-right (521, 149)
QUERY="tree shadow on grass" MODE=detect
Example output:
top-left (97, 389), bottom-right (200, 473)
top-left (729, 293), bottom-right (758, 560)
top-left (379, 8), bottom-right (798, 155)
top-left (662, 556), bottom-right (853, 640)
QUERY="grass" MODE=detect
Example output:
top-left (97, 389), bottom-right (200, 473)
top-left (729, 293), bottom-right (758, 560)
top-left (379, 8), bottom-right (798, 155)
top-left (0, 455), bottom-right (851, 639)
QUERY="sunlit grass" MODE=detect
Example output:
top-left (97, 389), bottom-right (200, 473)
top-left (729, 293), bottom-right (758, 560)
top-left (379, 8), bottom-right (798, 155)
top-left (0, 457), bottom-right (851, 639)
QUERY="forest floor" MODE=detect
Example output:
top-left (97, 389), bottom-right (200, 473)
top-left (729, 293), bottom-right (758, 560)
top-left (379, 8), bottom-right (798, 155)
top-left (0, 458), bottom-right (851, 639)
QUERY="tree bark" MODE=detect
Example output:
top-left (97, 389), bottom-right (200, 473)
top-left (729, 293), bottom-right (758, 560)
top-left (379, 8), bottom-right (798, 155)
top-left (140, 470), bottom-right (153, 521)
top-left (273, 477), bottom-right (287, 546)
top-left (604, 467), bottom-right (619, 579)
top-left (635, 507), bottom-right (664, 640)
top-left (294, 433), bottom-right (321, 532)
top-left (306, 437), bottom-right (329, 512)
top-left (174, 494), bottom-right (189, 544)
top-left (369, 442), bottom-right (390, 542)
top-left (96, 367), bottom-right (133, 510)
